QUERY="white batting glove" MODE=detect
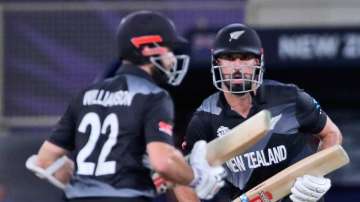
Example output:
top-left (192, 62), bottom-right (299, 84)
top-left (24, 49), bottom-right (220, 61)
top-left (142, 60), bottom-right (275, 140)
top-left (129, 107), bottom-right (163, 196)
top-left (25, 155), bottom-right (73, 190)
top-left (189, 140), bottom-right (227, 200)
top-left (290, 175), bottom-right (331, 202)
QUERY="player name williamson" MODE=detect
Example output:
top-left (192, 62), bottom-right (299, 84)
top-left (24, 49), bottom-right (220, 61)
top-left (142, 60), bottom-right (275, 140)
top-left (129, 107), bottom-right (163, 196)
top-left (83, 89), bottom-right (134, 107)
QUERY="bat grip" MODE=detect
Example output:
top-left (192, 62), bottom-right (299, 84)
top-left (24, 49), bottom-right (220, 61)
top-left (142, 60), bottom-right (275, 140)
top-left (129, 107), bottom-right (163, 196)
top-left (238, 194), bottom-right (249, 202)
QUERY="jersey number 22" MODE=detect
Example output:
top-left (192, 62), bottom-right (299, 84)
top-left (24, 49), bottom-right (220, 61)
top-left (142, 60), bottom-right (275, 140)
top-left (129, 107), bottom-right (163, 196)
top-left (76, 112), bottom-right (119, 176)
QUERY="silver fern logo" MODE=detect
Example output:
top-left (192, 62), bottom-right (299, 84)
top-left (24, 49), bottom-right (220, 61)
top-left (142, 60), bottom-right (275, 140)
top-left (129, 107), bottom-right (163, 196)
top-left (270, 114), bottom-right (282, 130)
top-left (217, 126), bottom-right (230, 137)
top-left (229, 30), bottom-right (245, 42)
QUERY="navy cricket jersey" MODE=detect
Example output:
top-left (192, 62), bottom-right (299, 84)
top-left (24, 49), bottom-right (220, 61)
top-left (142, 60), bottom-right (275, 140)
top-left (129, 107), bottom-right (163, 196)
top-left (184, 80), bottom-right (327, 201)
top-left (48, 64), bottom-right (175, 199)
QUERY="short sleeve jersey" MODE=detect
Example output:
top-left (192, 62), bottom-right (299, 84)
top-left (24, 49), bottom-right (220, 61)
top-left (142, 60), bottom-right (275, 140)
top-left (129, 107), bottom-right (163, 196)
top-left (48, 64), bottom-right (175, 199)
top-left (184, 80), bottom-right (327, 201)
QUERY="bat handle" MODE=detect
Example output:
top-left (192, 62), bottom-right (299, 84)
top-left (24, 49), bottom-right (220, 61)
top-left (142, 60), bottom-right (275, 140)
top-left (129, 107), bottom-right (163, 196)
top-left (235, 194), bottom-right (249, 202)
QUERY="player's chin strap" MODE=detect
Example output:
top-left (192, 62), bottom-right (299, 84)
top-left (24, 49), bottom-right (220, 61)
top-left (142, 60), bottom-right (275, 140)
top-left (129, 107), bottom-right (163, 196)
top-left (25, 154), bottom-right (68, 190)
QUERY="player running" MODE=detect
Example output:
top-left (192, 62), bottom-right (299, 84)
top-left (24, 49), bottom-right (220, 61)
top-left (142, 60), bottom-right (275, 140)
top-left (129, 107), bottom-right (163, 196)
top-left (26, 11), bottom-right (226, 202)
top-left (175, 23), bottom-right (342, 202)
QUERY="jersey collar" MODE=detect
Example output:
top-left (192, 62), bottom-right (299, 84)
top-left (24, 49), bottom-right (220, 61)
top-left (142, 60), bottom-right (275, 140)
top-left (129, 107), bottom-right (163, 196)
top-left (218, 89), bottom-right (265, 118)
top-left (116, 63), bottom-right (156, 84)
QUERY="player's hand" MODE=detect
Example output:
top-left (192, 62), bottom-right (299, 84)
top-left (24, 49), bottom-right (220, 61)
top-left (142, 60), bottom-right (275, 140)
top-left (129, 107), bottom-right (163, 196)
top-left (188, 140), bottom-right (227, 200)
top-left (25, 155), bottom-right (73, 190)
top-left (290, 175), bottom-right (331, 202)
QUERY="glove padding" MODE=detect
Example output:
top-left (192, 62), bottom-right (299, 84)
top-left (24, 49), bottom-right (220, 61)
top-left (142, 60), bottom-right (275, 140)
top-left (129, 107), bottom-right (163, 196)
top-left (25, 155), bottom-right (72, 190)
top-left (189, 140), bottom-right (227, 200)
top-left (290, 175), bottom-right (331, 202)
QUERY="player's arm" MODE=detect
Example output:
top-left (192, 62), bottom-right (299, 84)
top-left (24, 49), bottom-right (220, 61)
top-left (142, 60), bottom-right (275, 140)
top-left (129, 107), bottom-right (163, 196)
top-left (173, 112), bottom-right (211, 202)
top-left (173, 185), bottom-right (200, 202)
top-left (36, 141), bottom-right (74, 184)
top-left (144, 92), bottom-right (192, 184)
top-left (290, 116), bottom-right (341, 202)
top-left (292, 90), bottom-right (342, 202)
top-left (316, 116), bottom-right (342, 150)
top-left (147, 141), bottom-right (226, 200)
top-left (296, 90), bottom-right (343, 150)
top-left (26, 142), bottom-right (74, 190)
top-left (147, 142), bottom-right (193, 184)
top-left (144, 93), bottom-right (225, 200)
top-left (26, 97), bottom-right (77, 189)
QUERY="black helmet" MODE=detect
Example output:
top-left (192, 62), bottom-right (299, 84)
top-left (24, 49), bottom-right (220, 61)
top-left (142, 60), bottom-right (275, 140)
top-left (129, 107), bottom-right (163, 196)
top-left (117, 10), bottom-right (187, 64)
top-left (213, 23), bottom-right (262, 58)
top-left (211, 23), bottom-right (264, 94)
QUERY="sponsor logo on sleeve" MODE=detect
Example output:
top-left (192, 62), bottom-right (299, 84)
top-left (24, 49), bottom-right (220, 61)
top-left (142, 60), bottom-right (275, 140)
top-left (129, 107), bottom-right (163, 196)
top-left (158, 121), bottom-right (173, 136)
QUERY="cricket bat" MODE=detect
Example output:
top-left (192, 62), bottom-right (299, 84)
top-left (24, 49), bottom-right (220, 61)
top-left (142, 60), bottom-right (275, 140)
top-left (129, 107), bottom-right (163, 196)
top-left (233, 144), bottom-right (350, 202)
top-left (205, 109), bottom-right (272, 166)
top-left (154, 110), bottom-right (272, 194)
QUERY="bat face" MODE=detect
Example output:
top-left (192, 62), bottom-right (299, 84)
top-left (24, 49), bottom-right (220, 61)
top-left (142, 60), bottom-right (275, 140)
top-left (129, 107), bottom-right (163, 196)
top-left (206, 110), bottom-right (272, 166)
top-left (235, 145), bottom-right (350, 202)
top-left (150, 110), bottom-right (272, 194)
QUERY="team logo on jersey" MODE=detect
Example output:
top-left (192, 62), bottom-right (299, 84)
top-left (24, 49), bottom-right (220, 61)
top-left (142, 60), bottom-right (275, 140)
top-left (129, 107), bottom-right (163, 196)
top-left (217, 126), bottom-right (230, 137)
top-left (270, 113), bottom-right (282, 130)
top-left (158, 121), bottom-right (173, 136)
top-left (229, 30), bottom-right (245, 42)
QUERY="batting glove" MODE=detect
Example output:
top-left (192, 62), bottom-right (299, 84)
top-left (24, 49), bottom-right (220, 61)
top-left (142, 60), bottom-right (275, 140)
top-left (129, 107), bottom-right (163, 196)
top-left (189, 140), bottom-right (227, 200)
top-left (290, 175), bottom-right (331, 202)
